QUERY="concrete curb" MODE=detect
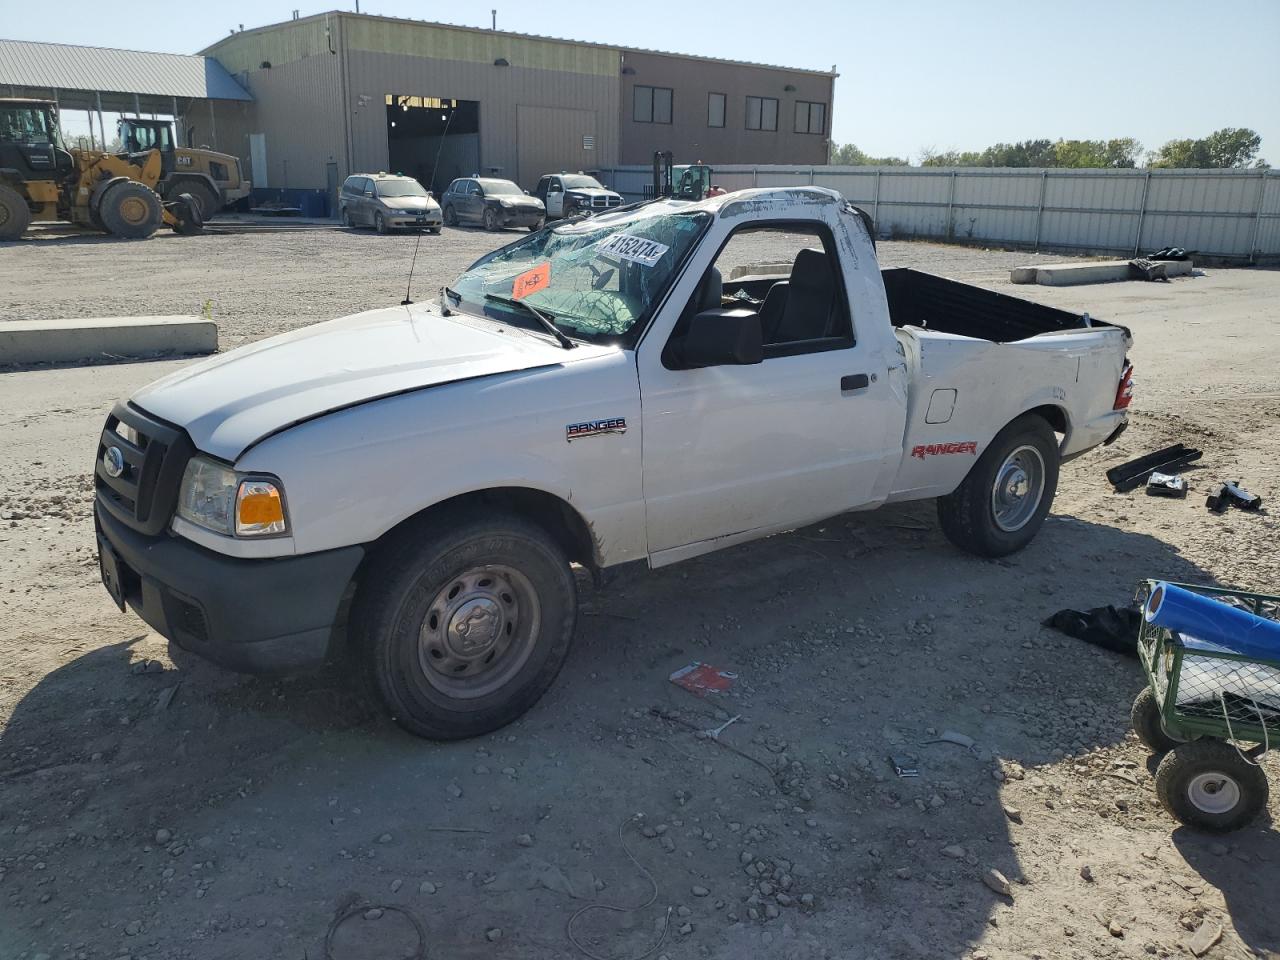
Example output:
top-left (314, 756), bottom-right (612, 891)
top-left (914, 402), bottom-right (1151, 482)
top-left (1011, 259), bottom-right (1195, 286)
top-left (0, 316), bottom-right (217, 365)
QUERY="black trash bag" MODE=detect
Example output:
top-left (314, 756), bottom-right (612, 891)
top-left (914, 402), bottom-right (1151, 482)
top-left (1041, 605), bottom-right (1142, 657)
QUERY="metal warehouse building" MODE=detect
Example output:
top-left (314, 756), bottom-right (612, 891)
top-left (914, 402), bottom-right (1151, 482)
top-left (200, 12), bottom-right (835, 199)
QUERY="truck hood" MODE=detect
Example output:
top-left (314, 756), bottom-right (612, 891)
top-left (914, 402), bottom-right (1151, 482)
top-left (131, 303), bottom-right (612, 461)
top-left (566, 188), bottom-right (620, 199)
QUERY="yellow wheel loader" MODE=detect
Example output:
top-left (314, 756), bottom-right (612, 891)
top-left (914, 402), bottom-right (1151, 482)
top-left (118, 117), bottom-right (251, 218)
top-left (0, 98), bottom-right (203, 241)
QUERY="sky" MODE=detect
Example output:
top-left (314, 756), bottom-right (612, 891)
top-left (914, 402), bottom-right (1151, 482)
top-left (7, 0), bottom-right (1280, 164)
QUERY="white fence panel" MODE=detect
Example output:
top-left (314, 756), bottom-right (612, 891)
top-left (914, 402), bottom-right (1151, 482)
top-left (599, 164), bottom-right (1279, 259)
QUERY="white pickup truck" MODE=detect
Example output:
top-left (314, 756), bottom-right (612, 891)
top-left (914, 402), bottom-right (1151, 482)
top-left (94, 187), bottom-right (1133, 739)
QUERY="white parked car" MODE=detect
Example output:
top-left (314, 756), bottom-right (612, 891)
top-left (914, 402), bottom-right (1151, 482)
top-left (94, 187), bottom-right (1133, 740)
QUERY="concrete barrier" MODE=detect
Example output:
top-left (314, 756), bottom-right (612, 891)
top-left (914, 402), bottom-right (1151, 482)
top-left (0, 316), bottom-right (217, 365)
top-left (1011, 260), bottom-right (1195, 286)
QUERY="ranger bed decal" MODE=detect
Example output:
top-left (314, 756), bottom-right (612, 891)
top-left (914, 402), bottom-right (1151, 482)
top-left (911, 441), bottom-right (978, 460)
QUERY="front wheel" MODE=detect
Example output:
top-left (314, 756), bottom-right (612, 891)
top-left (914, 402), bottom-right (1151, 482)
top-left (529, 216), bottom-right (545, 232)
top-left (355, 512), bottom-right (578, 740)
top-left (1155, 740), bottom-right (1269, 832)
top-left (443, 204), bottom-right (457, 226)
top-left (1131, 686), bottom-right (1183, 754)
top-left (937, 413), bottom-right (1060, 557)
top-left (428, 225), bottom-right (442, 235)
top-left (98, 181), bottom-right (162, 239)
top-left (375, 211), bottom-right (388, 234)
top-left (483, 207), bottom-right (500, 231)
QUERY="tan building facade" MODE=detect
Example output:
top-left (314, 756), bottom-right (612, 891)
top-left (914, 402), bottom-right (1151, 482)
top-left (202, 13), bottom-right (836, 196)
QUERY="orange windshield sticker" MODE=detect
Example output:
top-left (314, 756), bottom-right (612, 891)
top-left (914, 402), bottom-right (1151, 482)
top-left (513, 262), bottom-right (551, 300)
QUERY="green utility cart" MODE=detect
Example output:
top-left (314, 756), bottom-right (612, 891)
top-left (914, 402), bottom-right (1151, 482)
top-left (1131, 580), bottom-right (1279, 832)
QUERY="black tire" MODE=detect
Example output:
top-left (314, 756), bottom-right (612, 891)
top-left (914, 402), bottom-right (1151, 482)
top-left (170, 179), bottom-right (218, 220)
top-left (483, 207), bottom-right (500, 231)
top-left (443, 204), bottom-right (458, 226)
top-left (564, 201), bottom-right (581, 219)
top-left (98, 181), bottom-right (162, 239)
top-left (529, 216), bottom-right (545, 232)
top-left (341, 207), bottom-right (355, 228)
top-left (0, 182), bottom-right (32, 241)
top-left (355, 511), bottom-right (578, 740)
top-left (169, 193), bottom-right (204, 235)
top-left (428, 225), bottom-right (442, 235)
top-left (1155, 740), bottom-right (1269, 832)
top-left (375, 211), bottom-right (388, 234)
top-left (1131, 686), bottom-right (1182, 754)
top-left (937, 413), bottom-right (1060, 557)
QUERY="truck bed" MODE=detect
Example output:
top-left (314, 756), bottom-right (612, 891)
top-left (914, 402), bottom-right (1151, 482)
top-left (881, 268), bottom-right (1102, 343)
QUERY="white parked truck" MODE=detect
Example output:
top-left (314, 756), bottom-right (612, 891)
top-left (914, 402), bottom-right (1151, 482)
top-left (94, 187), bottom-right (1134, 739)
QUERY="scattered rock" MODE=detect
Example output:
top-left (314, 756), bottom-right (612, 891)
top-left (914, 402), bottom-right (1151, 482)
top-left (124, 920), bottom-right (142, 936)
top-left (419, 881), bottom-right (437, 895)
top-left (1108, 919), bottom-right (1124, 938)
top-left (154, 828), bottom-right (172, 845)
top-left (1080, 865), bottom-right (1094, 883)
top-left (447, 783), bottom-right (463, 799)
top-left (692, 885), bottom-right (709, 897)
top-left (942, 844), bottom-right (966, 860)
top-left (364, 908), bottom-right (383, 920)
top-left (1002, 806), bottom-right (1022, 824)
top-left (377, 833), bottom-right (393, 844)
top-left (485, 927), bottom-right (503, 942)
top-left (390, 879), bottom-right (402, 893)
top-left (515, 834), bottom-right (534, 847)
top-left (1188, 921), bottom-right (1222, 957)
top-left (981, 868), bottom-right (1012, 897)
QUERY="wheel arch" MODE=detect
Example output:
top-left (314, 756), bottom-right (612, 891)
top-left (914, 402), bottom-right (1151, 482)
top-left (166, 172), bottom-right (219, 197)
top-left (362, 485), bottom-right (599, 575)
top-left (89, 176), bottom-right (133, 212)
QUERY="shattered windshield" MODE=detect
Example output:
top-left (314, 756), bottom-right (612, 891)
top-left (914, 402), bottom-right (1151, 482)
top-left (450, 206), bottom-right (711, 345)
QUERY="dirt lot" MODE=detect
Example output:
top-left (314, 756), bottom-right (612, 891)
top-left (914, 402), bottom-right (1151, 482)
top-left (1, 223), bottom-right (1278, 960)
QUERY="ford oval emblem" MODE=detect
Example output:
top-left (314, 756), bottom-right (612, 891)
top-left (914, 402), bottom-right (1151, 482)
top-left (103, 446), bottom-right (126, 478)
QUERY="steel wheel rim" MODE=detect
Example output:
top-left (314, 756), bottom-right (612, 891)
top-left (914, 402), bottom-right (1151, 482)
top-left (485, 209), bottom-right (497, 229)
top-left (120, 196), bottom-right (149, 225)
top-left (1187, 771), bottom-right (1241, 815)
top-left (991, 444), bottom-right (1046, 532)
top-left (417, 564), bottom-right (540, 699)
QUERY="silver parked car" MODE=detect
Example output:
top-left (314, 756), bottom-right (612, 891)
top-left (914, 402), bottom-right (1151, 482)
top-left (340, 173), bottom-right (443, 234)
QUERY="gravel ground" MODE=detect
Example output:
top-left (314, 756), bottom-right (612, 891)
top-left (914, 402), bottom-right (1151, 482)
top-left (1, 223), bottom-right (1278, 960)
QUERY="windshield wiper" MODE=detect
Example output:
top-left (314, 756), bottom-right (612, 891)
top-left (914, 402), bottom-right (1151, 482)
top-left (485, 293), bottom-right (576, 350)
top-left (440, 285), bottom-right (462, 316)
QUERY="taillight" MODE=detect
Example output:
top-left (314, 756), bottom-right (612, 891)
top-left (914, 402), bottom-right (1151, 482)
top-left (1114, 362), bottom-right (1134, 410)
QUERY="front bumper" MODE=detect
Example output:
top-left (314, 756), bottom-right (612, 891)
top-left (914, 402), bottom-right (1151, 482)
top-left (387, 212), bottom-right (442, 228)
top-left (500, 208), bottom-right (544, 227)
top-left (95, 503), bottom-right (364, 673)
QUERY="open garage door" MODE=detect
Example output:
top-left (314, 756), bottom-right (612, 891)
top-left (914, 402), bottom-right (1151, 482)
top-left (516, 106), bottom-right (598, 192)
top-left (386, 96), bottom-right (480, 198)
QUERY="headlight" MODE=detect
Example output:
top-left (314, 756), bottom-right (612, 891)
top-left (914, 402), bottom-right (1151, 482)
top-left (176, 456), bottom-right (288, 538)
top-left (500, 199), bottom-right (514, 207)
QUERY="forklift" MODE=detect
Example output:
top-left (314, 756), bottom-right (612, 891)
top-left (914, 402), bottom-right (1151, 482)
top-left (0, 98), bottom-right (203, 241)
top-left (651, 151), bottom-right (720, 201)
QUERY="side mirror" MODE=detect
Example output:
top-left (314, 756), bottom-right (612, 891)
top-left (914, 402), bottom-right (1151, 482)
top-left (677, 308), bottom-right (763, 368)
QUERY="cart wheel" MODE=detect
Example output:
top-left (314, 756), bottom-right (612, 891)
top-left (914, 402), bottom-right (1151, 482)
top-left (1155, 740), bottom-right (1269, 833)
top-left (1131, 686), bottom-right (1182, 754)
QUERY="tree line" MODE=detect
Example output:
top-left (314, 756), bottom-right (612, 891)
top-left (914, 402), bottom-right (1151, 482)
top-left (829, 128), bottom-right (1266, 169)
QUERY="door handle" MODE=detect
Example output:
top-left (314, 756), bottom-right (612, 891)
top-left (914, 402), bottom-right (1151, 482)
top-left (841, 374), bottom-right (870, 391)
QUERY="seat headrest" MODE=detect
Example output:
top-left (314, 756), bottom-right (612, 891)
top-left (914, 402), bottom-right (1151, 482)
top-left (698, 266), bottom-right (723, 311)
top-left (790, 248), bottom-right (833, 288)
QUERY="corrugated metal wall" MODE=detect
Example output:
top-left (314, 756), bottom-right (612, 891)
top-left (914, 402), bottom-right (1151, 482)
top-left (602, 165), bottom-right (1280, 259)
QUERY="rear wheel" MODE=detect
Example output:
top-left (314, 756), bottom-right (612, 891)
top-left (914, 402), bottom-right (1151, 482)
top-left (937, 413), bottom-right (1059, 557)
top-left (1155, 740), bottom-right (1269, 832)
top-left (1131, 686), bottom-right (1182, 754)
top-left (0, 183), bottom-right (32, 241)
top-left (355, 512), bottom-right (578, 740)
top-left (171, 179), bottom-right (218, 219)
top-left (483, 207), bottom-right (500, 231)
top-left (98, 182), bottom-right (162, 239)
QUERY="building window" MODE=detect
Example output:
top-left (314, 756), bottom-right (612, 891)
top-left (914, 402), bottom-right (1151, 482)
top-left (745, 96), bottom-right (778, 132)
top-left (795, 101), bottom-right (827, 135)
top-left (634, 85), bottom-right (673, 124)
top-left (707, 92), bottom-right (726, 128)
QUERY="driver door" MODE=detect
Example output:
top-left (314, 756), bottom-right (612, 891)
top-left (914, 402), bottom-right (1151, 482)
top-left (546, 177), bottom-right (564, 218)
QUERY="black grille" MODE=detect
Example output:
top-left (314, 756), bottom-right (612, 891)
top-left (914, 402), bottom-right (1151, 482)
top-left (95, 403), bottom-right (194, 536)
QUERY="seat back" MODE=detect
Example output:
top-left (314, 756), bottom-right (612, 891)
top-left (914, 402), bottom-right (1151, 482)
top-left (765, 248), bottom-right (836, 343)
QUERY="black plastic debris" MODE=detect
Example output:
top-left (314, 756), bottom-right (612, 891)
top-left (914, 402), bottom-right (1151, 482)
top-left (1042, 606), bottom-right (1142, 658)
top-left (1148, 247), bottom-right (1193, 261)
top-left (1106, 443), bottom-right (1203, 492)
top-left (1146, 471), bottom-right (1187, 498)
top-left (1129, 258), bottom-right (1171, 282)
top-left (1206, 481), bottom-right (1263, 513)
